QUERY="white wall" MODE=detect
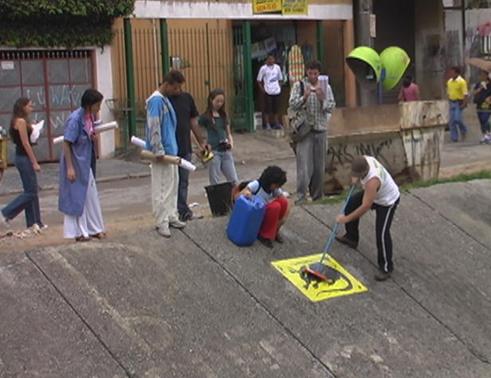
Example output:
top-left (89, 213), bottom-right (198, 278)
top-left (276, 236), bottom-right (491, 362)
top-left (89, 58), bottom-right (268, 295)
top-left (94, 46), bottom-right (116, 158)
top-left (134, 0), bottom-right (353, 20)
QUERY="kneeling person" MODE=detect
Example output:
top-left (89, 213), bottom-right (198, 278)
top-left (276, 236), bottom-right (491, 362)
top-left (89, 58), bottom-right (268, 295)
top-left (336, 156), bottom-right (400, 281)
top-left (240, 166), bottom-right (290, 248)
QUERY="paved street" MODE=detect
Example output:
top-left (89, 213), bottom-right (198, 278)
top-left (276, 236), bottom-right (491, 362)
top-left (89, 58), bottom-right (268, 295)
top-left (1, 178), bottom-right (490, 377)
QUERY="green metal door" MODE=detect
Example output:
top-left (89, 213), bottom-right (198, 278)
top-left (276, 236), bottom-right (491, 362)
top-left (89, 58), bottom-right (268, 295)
top-left (232, 22), bottom-right (254, 132)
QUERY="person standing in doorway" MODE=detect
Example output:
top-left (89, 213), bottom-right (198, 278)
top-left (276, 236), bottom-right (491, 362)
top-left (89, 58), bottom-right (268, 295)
top-left (1, 97), bottom-right (45, 230)
top-left (398, 75), bottom-right (420, 102)
top-left (335, 156), bottom-right (400, 282)
top-left (257, 54), bottom-right (283, 130)
top-left (59, 89), bottom-right (105, 241)
top-left (289, 60), bottom-right (335, 204)
top-left (145, 70), bottom-right (187, 238)
top-left (447, 66), bottom-right (469, 142)
top-left (170, 83), bottom-right (209, 222)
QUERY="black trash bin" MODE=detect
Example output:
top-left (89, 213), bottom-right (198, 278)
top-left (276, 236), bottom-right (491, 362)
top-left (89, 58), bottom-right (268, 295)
top-left (205, 182), bottom-right (234, 217)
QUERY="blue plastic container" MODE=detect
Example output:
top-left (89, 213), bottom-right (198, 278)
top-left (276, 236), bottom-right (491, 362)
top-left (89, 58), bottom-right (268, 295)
top-left (227, 195), bottom-right (266, 246)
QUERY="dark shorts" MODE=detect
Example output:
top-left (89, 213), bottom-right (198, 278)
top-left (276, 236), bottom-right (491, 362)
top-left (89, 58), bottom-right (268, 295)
top-left (264, 94), bottom-right (280, 114)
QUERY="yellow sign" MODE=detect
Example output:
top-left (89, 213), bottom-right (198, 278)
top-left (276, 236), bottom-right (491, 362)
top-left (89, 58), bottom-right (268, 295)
top-left (253, 0), bottom-right (282, 14)
top-left (282, 0), bottom-right (308, 15)
top-left (271, 254), bottom-right (367, 302)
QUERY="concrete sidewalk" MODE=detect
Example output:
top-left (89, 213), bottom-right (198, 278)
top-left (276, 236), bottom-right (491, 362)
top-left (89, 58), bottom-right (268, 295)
top-left (1, 180), bottom-right (490, 377)
top-left (1, 119), bottom-right (489, 196)
top-left (0, 132), bottom-right (294, 196)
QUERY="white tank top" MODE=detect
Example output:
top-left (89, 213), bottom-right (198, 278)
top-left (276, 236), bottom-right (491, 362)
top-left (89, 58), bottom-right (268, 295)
top-left (360, 156), bottom-right (400, 206)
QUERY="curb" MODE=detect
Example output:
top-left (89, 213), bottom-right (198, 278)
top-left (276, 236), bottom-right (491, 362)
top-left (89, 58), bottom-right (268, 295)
top-left (0, 171), bottom-right (152, 197)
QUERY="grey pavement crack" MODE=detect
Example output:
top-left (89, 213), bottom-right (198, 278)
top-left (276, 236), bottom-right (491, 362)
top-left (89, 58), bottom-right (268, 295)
top-left (302, 204), bottom-right (490, 365)
top-left (179, 228), bottom-right (337, 378)
top-left (24, 252), bottom-right (134, 378)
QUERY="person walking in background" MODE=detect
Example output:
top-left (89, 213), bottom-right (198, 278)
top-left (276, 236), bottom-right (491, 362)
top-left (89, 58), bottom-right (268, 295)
top-left (199, 88), bottom-right (239, 186)
top-left (170, 84), bottom-right (209, 222)
top-left (289, 60), bottom-right (335, 205)
top-left (1, 97), bottom-right (46, 230)
top-left (398, 75), bottom-right (420, 102)
top-left (473, 70), bottom-right (491, 144)
top-left (447, 66), bottom-right (469, 142)
top-left (257, 54), bottom-right (283, 130)
top-left (59, 89), bottom-right (105, 242)
top-left (145, 71), bottom-right (187, 238)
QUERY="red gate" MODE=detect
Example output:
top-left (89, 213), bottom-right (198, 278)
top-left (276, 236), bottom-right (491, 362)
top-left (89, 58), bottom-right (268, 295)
top-left (0, 50), bottom-right (95, 162)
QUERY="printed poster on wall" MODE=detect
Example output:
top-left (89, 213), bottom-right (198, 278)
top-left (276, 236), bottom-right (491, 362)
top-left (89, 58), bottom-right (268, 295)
top-left (253, 0), bottom-right (282, 14)
top-left (282, 0), bottom-right (308, 15)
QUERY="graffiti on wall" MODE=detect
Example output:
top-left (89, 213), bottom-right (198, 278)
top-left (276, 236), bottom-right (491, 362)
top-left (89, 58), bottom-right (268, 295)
top-left (327, 138), bottom-right (394, 168)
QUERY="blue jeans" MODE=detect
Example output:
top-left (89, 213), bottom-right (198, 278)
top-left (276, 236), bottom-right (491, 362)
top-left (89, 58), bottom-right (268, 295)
top-left (1, 154), bottom-right (42, 227)
top-left (449, 101), bottom-right (468, 142)
top-left (208, 150), bottom-right (239, 186)
top-left (477, 111), bottom-right (491, 134)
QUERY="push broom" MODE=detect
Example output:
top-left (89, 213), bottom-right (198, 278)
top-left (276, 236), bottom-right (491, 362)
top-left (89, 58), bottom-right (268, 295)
top-left (301, 185), bottom-right (355, 283)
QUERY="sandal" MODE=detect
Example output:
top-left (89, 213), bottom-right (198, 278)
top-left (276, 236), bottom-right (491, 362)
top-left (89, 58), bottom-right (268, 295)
top-left (90, 232), bottom-right (107, 240)
top-left (75, 236), bottom-right (91, 242)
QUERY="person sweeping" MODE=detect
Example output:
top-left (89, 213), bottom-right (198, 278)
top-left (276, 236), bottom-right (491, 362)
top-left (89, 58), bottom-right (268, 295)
top-left (240, 166), bottom-right (290, 248)
top-left (335, 156), bottom-right (400, 281)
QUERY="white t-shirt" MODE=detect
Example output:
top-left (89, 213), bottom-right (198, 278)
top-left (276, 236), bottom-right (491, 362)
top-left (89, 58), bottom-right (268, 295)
top-left (257, 64), bottom-right (283, 95)
top-left (246, 180), bottom-right (285, 204)
top-left (360, 156), bottom-right (400, 206)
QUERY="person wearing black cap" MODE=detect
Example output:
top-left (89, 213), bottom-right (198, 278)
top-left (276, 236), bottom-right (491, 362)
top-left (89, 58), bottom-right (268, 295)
top-left (335, 155), bottom-right (400, 281)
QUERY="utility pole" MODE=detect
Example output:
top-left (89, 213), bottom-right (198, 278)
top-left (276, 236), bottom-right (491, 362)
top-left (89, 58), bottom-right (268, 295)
top-left (355, 0), bottom-right (377, 106)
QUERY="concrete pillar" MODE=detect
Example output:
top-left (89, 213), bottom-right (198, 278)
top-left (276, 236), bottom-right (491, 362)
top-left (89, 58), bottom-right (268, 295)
top-left (344, 20), bottom-right (357, 107)
top-left (354, 0), bottom-right (377, 106)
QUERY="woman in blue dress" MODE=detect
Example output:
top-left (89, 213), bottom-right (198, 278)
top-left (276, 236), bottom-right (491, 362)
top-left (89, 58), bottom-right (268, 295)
top-left (58, 89), bottom-right (105, 241)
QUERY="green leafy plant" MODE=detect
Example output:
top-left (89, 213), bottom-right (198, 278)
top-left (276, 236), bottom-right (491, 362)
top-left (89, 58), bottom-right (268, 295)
top-left (0, 0), bottom-right (134, 47)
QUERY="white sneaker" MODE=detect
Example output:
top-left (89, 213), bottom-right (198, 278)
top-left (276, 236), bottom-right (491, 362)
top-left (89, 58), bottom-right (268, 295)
top-left (169, 219), bottom-right (186, 229)
top-left (0, 213), bottom-right (9, 228)
top-left (156, 223), bottom-right (171, 238)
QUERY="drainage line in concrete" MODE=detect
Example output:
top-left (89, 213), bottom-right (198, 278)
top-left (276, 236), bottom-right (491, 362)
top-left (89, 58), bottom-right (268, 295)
top-left (303, 206), bottom-right (490, 365)
top-left (179, 229), bottom-right (337, 378)
top-left (25, 252), bottom-right (135, 377)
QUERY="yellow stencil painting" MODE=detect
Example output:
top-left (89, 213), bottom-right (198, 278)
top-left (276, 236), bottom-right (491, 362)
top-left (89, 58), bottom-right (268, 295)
top-left (271, 254), bottom-right (368, 302)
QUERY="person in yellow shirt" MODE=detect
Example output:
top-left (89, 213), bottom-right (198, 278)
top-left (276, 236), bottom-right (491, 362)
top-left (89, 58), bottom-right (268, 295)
top-left (446, 66), bottom-right (468, 142)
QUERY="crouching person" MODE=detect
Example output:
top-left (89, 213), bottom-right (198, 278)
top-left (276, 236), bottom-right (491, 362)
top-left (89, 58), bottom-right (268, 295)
top-left (240, 166), bottom-right (290, 248)
top-left (335, 156), bottom-right (400, 281)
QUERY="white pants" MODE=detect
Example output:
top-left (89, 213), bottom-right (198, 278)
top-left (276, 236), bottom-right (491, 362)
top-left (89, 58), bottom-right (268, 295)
top-left (64, 170), bottom-right (105, 239)
top-left (151, 162), bottom-right (179, 227)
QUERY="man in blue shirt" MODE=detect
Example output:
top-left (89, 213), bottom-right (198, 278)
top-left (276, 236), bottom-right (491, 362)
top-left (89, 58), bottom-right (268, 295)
top-left (145, 70), bottom-right (187, 238)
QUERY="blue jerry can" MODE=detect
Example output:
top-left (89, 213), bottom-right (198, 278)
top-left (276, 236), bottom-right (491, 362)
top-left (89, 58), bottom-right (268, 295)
top-left (227, 195), bottom-right (266, 246)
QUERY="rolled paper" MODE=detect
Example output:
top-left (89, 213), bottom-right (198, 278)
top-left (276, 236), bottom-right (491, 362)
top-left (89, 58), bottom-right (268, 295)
top-left (140, 150), bottom-right (180, 165)
top-left (53, 135), bottom-right (64, 145)
top-left (30, 120), bottom-right (44, 144)
top-left (94, 121), bottom-right (118, 133)
top-left (53, 121), bottom-right (118, 144)
top-left (178, 158), bottom-right (196, 172)
top-left (131, 136), bottom-right (146, 149)
top-left (140, 150), bottom-right (196, 171)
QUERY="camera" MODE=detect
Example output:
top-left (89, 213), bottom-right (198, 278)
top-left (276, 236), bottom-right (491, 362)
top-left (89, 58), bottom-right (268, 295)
top-left (218, 139), bottom-right (231, 151)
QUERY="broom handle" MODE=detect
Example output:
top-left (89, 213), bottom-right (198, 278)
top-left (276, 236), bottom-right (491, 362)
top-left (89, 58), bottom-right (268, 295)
top-left (319, 185), bottom-right (355, 264)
